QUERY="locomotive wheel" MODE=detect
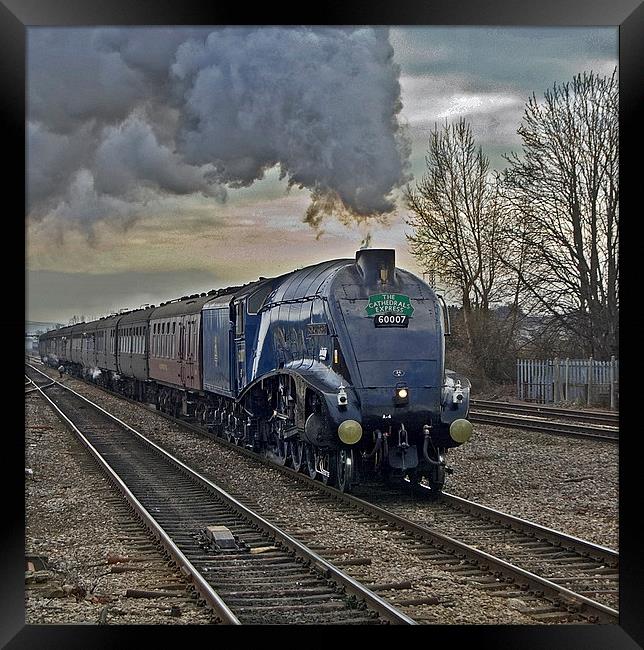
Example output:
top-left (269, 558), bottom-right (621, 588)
top-left (305, 444), bottom-right (317, 479)
top-left (315, 450), bottom-right (337, 486)
top-left (336, 448), bottom-right (354, 493)
top-left (426, 465), bottom-right (446, 494)
top-left (291, 439), bottom-right (305, 472)
top-left (404, 469), bottom-right (424, 494)
top-left (274, 437), bottom-right (289, 466)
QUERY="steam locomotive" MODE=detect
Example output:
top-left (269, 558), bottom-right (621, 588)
top-left (39, 249), bottom-right (472, 492)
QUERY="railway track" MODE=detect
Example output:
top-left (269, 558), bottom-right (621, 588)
top-left (468, 405), bottom-right (618, 442)
top-left (25, 365), bottom-right (414, 625)
top-left (363, 488), bottom-right (619, 613)
top-left (471, 399), bottom-right (619, 427)
top-left (26, 361), bottom-right (619, 624)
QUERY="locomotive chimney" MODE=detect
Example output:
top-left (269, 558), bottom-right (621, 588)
top-left (355, 248), bottom-right (396, 286)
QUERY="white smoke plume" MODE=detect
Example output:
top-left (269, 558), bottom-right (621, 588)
top-left (28, 27), bottom-right (411, 234)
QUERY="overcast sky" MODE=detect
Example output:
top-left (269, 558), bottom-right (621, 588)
top-left (26, 26), bottom-right (617, 324)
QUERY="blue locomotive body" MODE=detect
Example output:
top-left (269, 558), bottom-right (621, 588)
top-left (207, 248), bottom-right (472, 490)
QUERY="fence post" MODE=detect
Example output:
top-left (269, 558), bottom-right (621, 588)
top-left (565, 358), bottom-right (569, 402)
top-left (553, 357), bottom-right (560, 403)
top-left (587, 357), bottom-right (593, 406)
top-left (610, 355), bottom-right (615, 410)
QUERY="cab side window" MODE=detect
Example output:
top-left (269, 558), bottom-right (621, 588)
top-left (235, 302), bottom-right (245, 338)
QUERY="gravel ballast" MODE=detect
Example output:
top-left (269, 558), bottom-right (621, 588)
top-left (25, 389), bottom-right (213, 625)
top-left (26, 368), bottom-right (619, 624)
top-left (444, 425), bottom-right (618, 549)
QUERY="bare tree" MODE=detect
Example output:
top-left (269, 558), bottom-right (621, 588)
top-left (405, 119), bottom-right (521, 380)
top-left (500, 69), bottom-right (618, 359)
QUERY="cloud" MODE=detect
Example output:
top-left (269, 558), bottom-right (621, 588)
top-left (27, 268), bottom-right (220, 323)
top-left (93, 115), bottom-right (226, 200)
top-left (399, 73), bottom-right (526, 166)
top-left (27, 27), bottom-right (412, 236)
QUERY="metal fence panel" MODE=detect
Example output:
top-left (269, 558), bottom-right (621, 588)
top-left (516, 357), bottom-right (619, 409)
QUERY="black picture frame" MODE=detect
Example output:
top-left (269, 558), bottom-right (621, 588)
top-left (6, 1), bottom-right (642, 647)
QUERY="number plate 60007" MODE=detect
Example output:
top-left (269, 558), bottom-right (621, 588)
top-left (374, 313), bottom-right (409, 328)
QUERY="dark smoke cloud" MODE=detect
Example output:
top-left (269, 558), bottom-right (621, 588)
top-left (28, 27), bottom-right (411, 234)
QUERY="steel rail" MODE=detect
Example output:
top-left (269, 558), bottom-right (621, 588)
top-left (470, 400), bottom-right (618, 426)
top-left (27, 362), bottom-right (619, 623)
top-left (26, 364), bottom-right (415, 626)
top-left (468, 410), bottom-right (618, 442)
top-left (439, 492), bottom-right (618, 562)
top-left (26, 371), bottom-right (241, 624)
top-left (277, 479), bottom-right (620, 623)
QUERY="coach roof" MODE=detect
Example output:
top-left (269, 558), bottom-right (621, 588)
top-left (150, 294), bottom-right (213, 319)
top-left (119, 306), bottom-right (156, 326)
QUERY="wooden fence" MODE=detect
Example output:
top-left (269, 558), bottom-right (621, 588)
top-left (517, 357), bottom-right (619, 409)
